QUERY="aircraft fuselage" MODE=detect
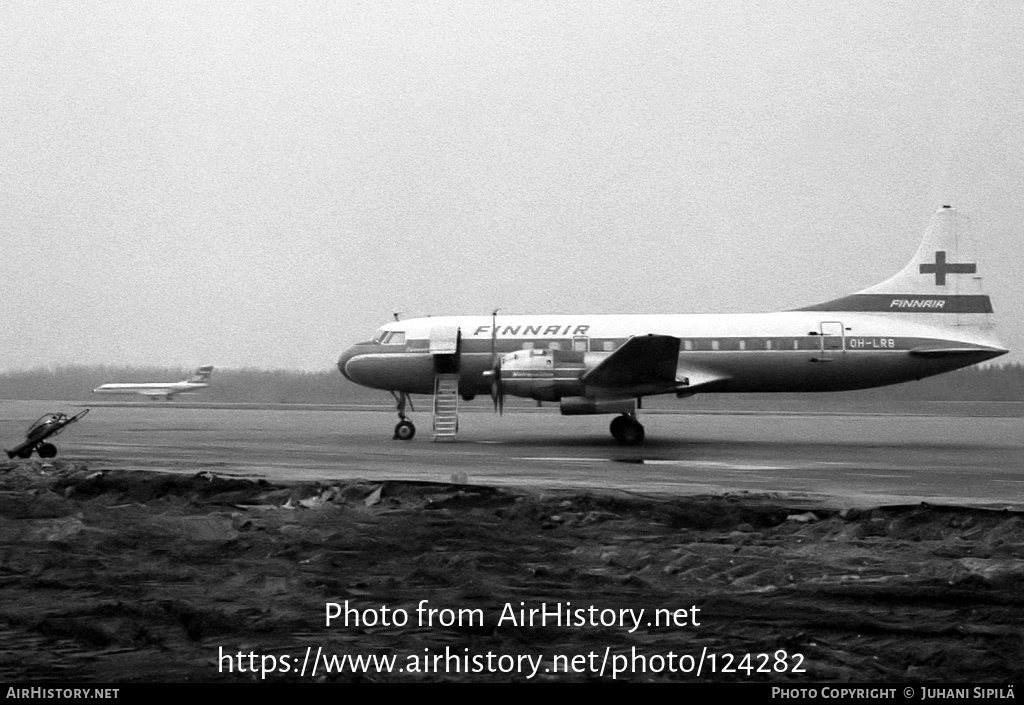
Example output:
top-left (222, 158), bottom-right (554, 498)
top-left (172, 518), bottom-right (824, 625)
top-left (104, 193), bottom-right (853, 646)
top-left (91, 382), bottom-right (207, 397)
top-left (338, 311), bottom-right (1006, 399)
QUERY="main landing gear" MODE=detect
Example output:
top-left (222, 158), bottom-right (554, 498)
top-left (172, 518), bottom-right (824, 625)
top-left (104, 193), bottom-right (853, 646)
top-left (609, 414), bottom-right (645, 446)
top-left (391, 391), bottom-right (416, 441)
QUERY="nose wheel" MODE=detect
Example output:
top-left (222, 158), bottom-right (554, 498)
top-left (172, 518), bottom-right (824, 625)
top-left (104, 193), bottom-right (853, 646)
top-left (610, 414), bottom-right (645, 446)
top-left (391, 391), bottom-right (416, 441)
top-left (394, 419), bottom-right (416, 440)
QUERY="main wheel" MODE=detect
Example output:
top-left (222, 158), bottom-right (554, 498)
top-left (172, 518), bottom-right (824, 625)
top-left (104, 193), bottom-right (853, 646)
top-left (609, 415), bottom-right (629, 440)
top-left (617, 419), bottom-right (645, 446)
top-left (37, 442), bottom-right (58, 458)
top-left (393, 419), bottom-right (416, 441)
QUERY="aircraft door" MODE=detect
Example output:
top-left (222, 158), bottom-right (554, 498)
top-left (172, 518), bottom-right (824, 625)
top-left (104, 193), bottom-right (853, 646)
top-left (430, 326), bottom-right (461, 374)
top-left (819, 321), bottom-right (845, 359)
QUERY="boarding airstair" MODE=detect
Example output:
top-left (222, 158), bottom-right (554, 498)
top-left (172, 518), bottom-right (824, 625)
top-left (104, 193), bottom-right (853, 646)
top-left (432, 373), bottom-right (460, 441)
top-left (430, 325), bottom-right (462, 442)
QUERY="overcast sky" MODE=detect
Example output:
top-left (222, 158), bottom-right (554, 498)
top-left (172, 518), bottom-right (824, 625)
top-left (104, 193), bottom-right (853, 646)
top-left (2, 1), bottom-right (1021, 371)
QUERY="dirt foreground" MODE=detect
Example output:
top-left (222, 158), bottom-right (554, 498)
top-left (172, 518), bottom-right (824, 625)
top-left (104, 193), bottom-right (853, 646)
top-left (1, 459), bottom-right (1022, 683)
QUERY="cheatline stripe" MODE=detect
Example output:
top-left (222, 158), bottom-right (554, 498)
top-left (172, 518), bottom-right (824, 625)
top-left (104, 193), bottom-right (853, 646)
top-left (795, 294), bottom-right (992, 313)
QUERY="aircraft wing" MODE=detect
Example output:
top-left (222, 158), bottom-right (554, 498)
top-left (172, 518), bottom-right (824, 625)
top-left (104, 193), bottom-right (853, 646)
top-left (581, 334), bottom-right (730, 397)
top-left (137, 389), bottom-right (175, 396)
top-left (582, 334), bottom-right (680, 389)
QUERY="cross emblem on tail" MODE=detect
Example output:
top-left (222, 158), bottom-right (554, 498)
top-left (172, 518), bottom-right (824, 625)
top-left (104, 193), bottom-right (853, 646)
top-left (919, 250), bottom-right (976, 286)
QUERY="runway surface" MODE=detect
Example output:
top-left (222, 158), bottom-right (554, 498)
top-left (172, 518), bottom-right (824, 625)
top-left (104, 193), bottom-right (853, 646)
top-left (2, 400), bottom-right (1022, 509)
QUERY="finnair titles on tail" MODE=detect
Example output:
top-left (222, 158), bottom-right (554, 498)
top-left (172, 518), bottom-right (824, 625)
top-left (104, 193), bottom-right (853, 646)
top-left (338, 207), bottom-right (1007, 445)
top-left (92, 365), bottom-right (214, 401)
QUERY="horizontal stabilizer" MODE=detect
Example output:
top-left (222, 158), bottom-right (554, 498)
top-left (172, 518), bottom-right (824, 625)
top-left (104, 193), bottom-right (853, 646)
top-left (909, 344), bottom-right (1008, 359)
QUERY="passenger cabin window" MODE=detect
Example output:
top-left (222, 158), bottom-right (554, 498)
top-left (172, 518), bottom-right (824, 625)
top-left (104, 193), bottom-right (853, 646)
top-left (738, 340), bottom-right (746, 351)
top-left (548, 341), bottom-right (561, 350)
top-left (711, 340), bottom-right (720, 351)
top-left (683, 340), bottom-right (693, 351)
top-left (522, 341), bottom-right (535, 350)
top-left (602, 340), bottom-right (614, 351)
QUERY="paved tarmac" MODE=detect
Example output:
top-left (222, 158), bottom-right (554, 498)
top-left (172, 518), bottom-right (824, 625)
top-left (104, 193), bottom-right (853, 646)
top-left (2, 400), bottom-right (1022, 509)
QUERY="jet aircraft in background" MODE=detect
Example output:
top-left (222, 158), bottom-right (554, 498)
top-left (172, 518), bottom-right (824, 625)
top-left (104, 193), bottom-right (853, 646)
top-left (92, 365), bottom-right (214, 401)
top-left (338, 206), bottom-right (1007, 444)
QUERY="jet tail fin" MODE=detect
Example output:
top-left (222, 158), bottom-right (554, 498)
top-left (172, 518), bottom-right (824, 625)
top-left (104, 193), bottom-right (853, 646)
top-left (796, 206), bottom-right (993, 316)
top-left (186, 365), bottom-right (214, 384)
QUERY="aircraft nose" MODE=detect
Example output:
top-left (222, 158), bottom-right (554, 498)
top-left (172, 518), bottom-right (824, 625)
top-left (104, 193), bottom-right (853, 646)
top-left (338, 341), bottom-right (379, 383)
top-left (337, 347), bottom-right (359, 382)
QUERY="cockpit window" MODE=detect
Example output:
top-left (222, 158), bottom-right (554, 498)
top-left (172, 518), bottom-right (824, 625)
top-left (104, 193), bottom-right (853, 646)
top-left (380, 331), bottom-right (406, 345)
top-left (372, 329), bottom-right (387, 343)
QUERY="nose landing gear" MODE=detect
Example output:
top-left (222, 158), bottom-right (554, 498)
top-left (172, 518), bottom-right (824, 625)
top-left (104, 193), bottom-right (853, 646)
top-left (609, 414), bottom-right (645, 446)
top-left (391, 391), bottom-right (416, 441)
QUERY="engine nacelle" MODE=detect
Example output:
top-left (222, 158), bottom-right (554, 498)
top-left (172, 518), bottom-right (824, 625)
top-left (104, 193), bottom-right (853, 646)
top-left (499, 348), bottom-right (587, 402)
top-left (559, 397), bottom-right (637, 416)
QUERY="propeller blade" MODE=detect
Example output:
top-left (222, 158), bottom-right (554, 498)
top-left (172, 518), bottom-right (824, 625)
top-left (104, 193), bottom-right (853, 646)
top-left (496, 360), bottom-right (504, 416)
top-left (489, 308), bottom-right (504, 414)
top-left (488, 358), bottom-right (504, 415)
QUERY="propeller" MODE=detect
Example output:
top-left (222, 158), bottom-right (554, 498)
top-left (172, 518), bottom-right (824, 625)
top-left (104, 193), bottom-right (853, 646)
top-left (488, 309), bottom-right (505, 415)
top-left (489, 357), bottom-right (505, 415)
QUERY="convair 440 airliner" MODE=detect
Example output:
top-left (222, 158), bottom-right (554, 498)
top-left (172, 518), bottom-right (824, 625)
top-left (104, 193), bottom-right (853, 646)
top-left (338, 206), bottom-right (1007, 445)
top-left (92, 365), bottom-right (214, 401)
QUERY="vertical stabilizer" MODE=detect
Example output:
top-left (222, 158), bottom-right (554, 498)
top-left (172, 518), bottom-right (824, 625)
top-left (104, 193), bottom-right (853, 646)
top-left (797, 206), bottom-right (993, 318)
top-left (859, 206), bottom-right (984, 298)
top-left (187, 366), bottom-right (214, 384)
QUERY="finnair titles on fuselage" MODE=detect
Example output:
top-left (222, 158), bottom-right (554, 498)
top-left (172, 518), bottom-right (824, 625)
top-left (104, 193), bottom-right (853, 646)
top-left (472, 324), bottom-right (592, 337)
top-left (338, 206), bottom-right (1007, 445)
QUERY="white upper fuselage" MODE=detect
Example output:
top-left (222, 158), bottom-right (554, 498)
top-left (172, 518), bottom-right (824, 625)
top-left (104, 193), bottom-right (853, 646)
top-left (383, 310), bottom-right (1001, 346)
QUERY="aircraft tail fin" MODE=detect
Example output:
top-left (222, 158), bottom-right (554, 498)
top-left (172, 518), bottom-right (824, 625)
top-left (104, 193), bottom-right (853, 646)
top-left (186, 365), bottom-right (214, 384)
top-left (796, 206), bottom-right (993, 316)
